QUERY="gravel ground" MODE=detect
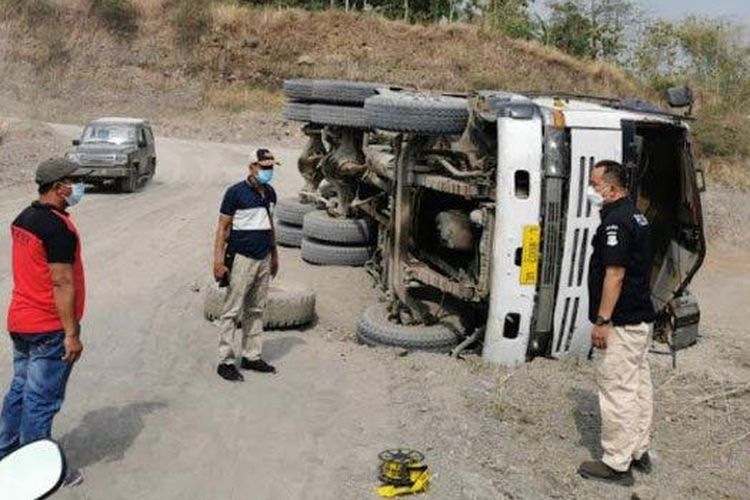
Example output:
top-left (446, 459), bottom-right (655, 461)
top-left (0, 118), bottom-right (747, 499)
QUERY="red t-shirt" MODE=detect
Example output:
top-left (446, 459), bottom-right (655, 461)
top-left (7, 202), bottom-right (86, 334)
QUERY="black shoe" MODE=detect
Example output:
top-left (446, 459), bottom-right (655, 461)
top-left (217, 363), bottom-right (244, 382)
top-left (240, 358), bottom-right (276, 373)
top-left (578, 460), bottom-right (634, 487)
top-left (632, 452), bottom-right (652, 474)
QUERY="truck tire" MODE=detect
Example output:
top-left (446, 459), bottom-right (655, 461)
top-left (275, 221), bottom-right (304, 248)
top-left (117, 168), bottom-right (138, 193)
top-left (282, 102), bottom-right (312, 122)
top-left (301, 238), bottom-right (371, 267)
top-left (312, 80), bottom-right (392, 105)
top-left (365, 92), bottom-right (468, 135)
top-left (263, 284), bottom-right (316, 329)
top-left (310, 104), bottom-right (368, 129)
top-left (203, 282), bottom-right (317, 329)
top-left (275, 197), bottom-right (317, 226)
top-left (283, 79), bottom-right (314, 101)
top-left (302, 210), bottom-right (372, 244)
top-left (356, 302), bottom-right (461, 352)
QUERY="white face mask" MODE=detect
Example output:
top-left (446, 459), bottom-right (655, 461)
top-left (64, 182), bottom-right (85, 207)
top-left (586, 185), bottom-right (604, 208)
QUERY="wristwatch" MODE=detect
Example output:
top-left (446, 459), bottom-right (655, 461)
top-left (595, 316), bottom-right (612, 326)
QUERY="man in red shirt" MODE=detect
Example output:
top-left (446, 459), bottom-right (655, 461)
top-left (0, 158), bottom-right (87, 486)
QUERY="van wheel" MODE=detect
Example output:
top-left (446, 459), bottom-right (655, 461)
top-left (364, 91), bottom-right (468, 135)
top-left (301, 238), bottom-right (371, 267)
top-left (302, 210), bottom-right (372, 244)
top-left (276, 197), bottom-right (317, 226)
top-left (117, 169), bottom-right (138, 193)
top-left (356, 302), bottom-right (461, 352)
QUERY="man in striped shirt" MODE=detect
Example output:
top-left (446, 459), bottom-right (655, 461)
top-left (213, 149), bottom-right (279, 382)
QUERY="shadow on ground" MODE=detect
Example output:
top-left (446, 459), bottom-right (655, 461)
top-left (569, 388), bottom-right (602, 458)
top-left (262, 336), bottom-right (307, 362)
top-left (60, 401), bottom-right (167, 468)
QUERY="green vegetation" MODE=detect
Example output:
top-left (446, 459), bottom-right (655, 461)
top-left (90, 0), bottom-right (139, 39)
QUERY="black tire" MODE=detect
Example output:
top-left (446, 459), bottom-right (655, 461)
top-left (116, 168), bottom-right (138, 193)
top-left (283, 79), bottom-right (314, 101)
top-left (263, 284), bottom-right (316, 329)
top-left (301, 238), bottom-right (371, 267)
top-left (302, 210), bottom-right (372, 244)
top-left (282, 102), bottom-right (312, 122)
top-left (310, 104), bottom-right (368, 129)
top-left (275, 221), bottom-right (303, 247)
top-left (365, 91), bottom-right (468, 135)
top-left (356, 302), bottom-right (462, 352)
top-left (275, 197), bottom-right (317, 226)
top-left (203, 282), bottom-right (316, 329)
top-left (312, 80), bottom-right (393, 105)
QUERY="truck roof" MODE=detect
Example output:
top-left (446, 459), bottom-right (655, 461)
top-left (88, 117), bottom-right (149, 126)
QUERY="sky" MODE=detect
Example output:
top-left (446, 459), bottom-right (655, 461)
top-left (645, 0), bottom-right (750, 26)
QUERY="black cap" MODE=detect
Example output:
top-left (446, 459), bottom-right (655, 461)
top-left (255, 148), bottom-right (279, 167)
top-left (35, 158), bottom-right (83, 185)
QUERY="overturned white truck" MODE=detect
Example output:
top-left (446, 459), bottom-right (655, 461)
top-left (281, 81), bottom-right (705, 366)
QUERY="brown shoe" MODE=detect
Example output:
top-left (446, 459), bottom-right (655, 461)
top-left (577, 460), bottom-right (634, 487)
top-left (632, 452), bottom-right (652, 474)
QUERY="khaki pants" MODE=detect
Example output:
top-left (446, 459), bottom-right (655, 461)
top-left (218, 253), bottom-right (270, 365)
top-left (597, 322), bottom-right (653, 472)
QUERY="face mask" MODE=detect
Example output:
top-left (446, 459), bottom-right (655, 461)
top-left (586, 185), bottom-right (604, 208)
top-left (256, 169), bottom-right (274, 185)
top-left (64, 182), bottom-right (85, 207)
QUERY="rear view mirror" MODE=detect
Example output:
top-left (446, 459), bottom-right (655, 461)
top-left (667, 86), bottom-right (693, 108)
top-left (72, 139), bottom-right (80, 146)
top-left (0, 439), bottom-right (65, 499)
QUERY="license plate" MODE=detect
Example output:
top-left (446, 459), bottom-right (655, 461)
top-left (520, 225), bottom-right (541, 285)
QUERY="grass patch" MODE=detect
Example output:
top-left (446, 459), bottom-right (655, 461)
top-left (90, 0), bottom-right (140, 39)
top-left (171, 0), bottom-right (213, 47)
top-left (203, 84), bottom-right (283, 114)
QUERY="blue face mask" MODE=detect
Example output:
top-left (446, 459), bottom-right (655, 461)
top-left (257, 169), bottom-right (274, 185)
top-left (65, 182), bottom-right (85, 207)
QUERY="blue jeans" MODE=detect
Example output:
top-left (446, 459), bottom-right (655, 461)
top-left (0, 332), bottom-right (73, 459)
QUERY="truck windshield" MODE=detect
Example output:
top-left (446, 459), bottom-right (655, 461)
top-left (81, 124), bottom-right (136, 145)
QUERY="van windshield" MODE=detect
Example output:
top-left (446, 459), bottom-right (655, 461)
top-left (81, 124), bottom-right (136, 145)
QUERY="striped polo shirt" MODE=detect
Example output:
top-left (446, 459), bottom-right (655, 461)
top-left (220, 180), bottom-right (276, 259)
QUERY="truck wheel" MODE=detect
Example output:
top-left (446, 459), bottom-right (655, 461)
top-left (275, 221), bottom-right (304, 248)
top-left (283, 79), bottom-right (314, 101)
top-left (313, 80), bottom-right (395, 105)
top-left (117, 169), bottom-right (138, 193)
top-left (276, 197), bottom-right (317, 226)
top-left (365, 91), bottom-right (468, 135)
top-left (310, 104), bottom-right (368, 129)
top-left (302, 210), bottom-right (372, 244)
top-left (283, 102), bottom-right (313, 122)
top-left (203, 282), bottom-right (316, 329)
top-left (301, 238), bottom-right (371, 267)
top-left (356, 302), bottom-right (461, 352)
top-left (263, 284), bottom-right (316, 329)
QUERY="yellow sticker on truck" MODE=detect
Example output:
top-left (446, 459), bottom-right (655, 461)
top-left (520, 225), bottom-right (541, 285)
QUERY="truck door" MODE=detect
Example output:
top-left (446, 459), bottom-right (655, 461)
top-left (549, 128), bottom-right (622, 359)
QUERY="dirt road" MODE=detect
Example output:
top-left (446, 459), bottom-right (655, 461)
top-left (0, 126), bottom-right (400, 499)
top-left (0, 125), bottom-right (748, 499)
